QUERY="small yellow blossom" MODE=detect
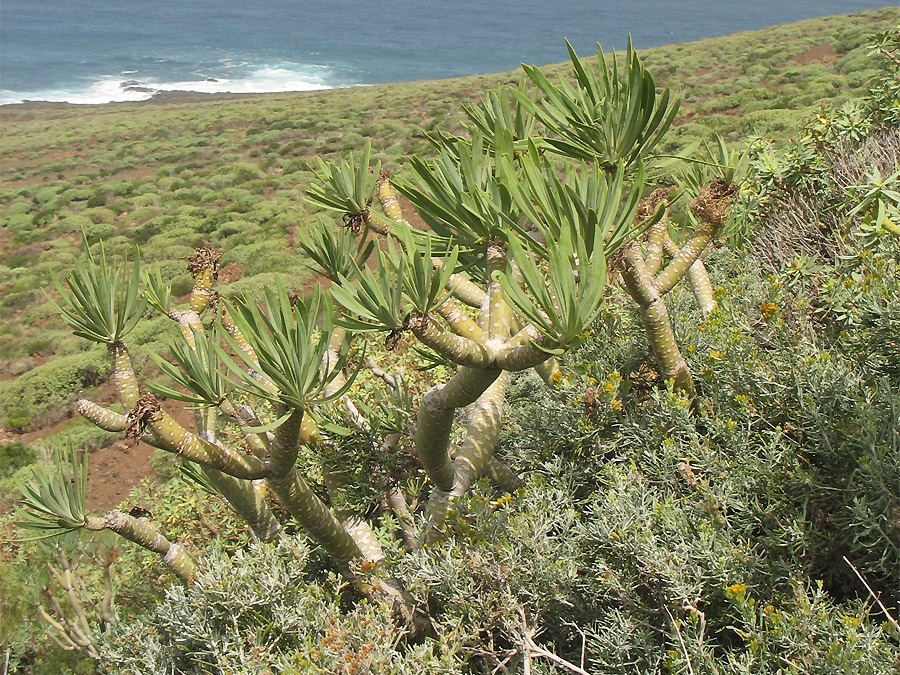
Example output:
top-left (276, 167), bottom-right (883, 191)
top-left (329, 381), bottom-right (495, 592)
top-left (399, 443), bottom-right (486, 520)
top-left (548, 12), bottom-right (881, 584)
top-left (726, 583), bottom-right (748, 597)
top-left (490, 494), bottom-right (513, 508)
top-left (759, 301), bottom-right (777, 318)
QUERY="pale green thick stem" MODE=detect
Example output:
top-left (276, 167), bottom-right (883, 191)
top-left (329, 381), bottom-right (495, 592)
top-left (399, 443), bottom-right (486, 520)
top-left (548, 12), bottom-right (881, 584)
top-left (451, 374), bottom-right (507, 492)
top-left (79, 397), bottom-right (279, 540)
top-left (322, 466), bottom-right (386, 563)
top-left (320, 328), bottom-right (385, 562)
top-left (437, 300), bottom-right (486, 343)
top-left (412, 315), bottom-right (493, 368)
top-left (376, 172), bottom-right (485, 310)
top-left (204, 469), bottom-right (281, 542)
top-left (221, 306), bottom-right (263, 373)
top-left (645, 220), bottom-right (668, 276)
top-left (170, 310), bottom-right (203, 348)
top-left (342, 516), bottom-right (385, 563)
top-left (638, 299), bottom-right (695, 396)
top-left (189, 268), bottom-right (215, 314)
top-left (416, 368), bottom-right (501, 492)
top-left (482, 243), bottom-right (514, 339)
top-left (622, 247), bottom-right (695, 396)
top-left (533, 358), bottom-right (562, 386)
top-left (386, 484), bottom-right (420, 551)
top-left (267, 407), bottom-right (304, 479)
top-left (267, 468), bottom-right (364, 576)
top-left (414, 314), bottom-right (552, 372)
top-left (426, 374), bottom-right (507, 537)
top-left (495, 324), bottom-right (556, 372)
top-left (109, 342), bottom-right (140, 409)
top-left (882, 215), bottom-right (900, 236)
top-left (85, 511), bottom-right (196, 583)
top-left (323, 326), bottom-right (366, 428)
top-left (652, 221), bottom-right (715, 296)
top-left (685, 259), bottom-right (716, 318)
top-left (448, 274), bottom-right (487, 308)
top-left (219, 399), bottom-right (270, 459)
top-left (176, 318), bottom-right (280, 541)
top-left (77, 399), bottom-right (126, 431)
top-left (326, 326), bottom-right (347, 370)
top-left (148, 408), bottom-right (267, 479)
top-left (509, 315), bottom-right (560, 385)
top-left (376, 173), bottom-right (404, 224)
top-left (485, 456), bottom-right (524, 493)
top-left (662, 235), bottom-right (716, 317)
top-left (265, 406), bottom-right (367, 578)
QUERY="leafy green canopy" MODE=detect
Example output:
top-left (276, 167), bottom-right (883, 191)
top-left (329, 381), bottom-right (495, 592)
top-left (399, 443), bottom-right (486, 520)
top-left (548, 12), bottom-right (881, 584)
top-left (218, 285), bottom-right (354, 410)
top-left (16, 439), bottom-right (88, 538)
top-left (148, 325), bottom-right (228, 407)
top-left (516, 37), bottom-right (679, 171)
top-left (48, 236), bottom-right (147, 345)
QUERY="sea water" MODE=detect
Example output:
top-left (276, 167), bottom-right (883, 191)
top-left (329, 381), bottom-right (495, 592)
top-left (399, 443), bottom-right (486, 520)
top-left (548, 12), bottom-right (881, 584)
top-left (0, 0), bottom-right (893, 105)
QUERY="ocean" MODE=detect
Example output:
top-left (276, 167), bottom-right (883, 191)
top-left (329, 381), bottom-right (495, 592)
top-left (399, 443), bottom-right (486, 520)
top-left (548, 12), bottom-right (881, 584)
top-left (0, 1), bottom-right (893, 105)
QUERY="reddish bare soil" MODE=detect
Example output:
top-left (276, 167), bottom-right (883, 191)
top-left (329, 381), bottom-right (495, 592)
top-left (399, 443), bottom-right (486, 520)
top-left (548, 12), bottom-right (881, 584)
top-left (82, 398), bottom-right (196, 512)
top-left (794, 43), bottom-right (838, 65)
top-left (2, 378), bottom-right (199, 513)
top-left (84, 439), bottom-right (157, 512)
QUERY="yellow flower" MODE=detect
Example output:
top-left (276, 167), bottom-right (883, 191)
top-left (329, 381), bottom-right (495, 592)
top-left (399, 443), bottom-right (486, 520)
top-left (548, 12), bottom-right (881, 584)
top-left (759, 301), bottom-right (777, 318)
top-left (490, 494), bottom-right (513, 508)
top-left (610, 399), bottom-right (622, 411)
top-left (726, 583), bottom-right (748, 597)
top-left (709, 349), bottom-right (722, 359)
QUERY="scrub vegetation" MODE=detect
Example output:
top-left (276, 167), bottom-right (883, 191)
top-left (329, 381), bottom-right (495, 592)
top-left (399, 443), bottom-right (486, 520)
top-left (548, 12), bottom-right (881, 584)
top-left (1, 9), bottom-right (899, 674)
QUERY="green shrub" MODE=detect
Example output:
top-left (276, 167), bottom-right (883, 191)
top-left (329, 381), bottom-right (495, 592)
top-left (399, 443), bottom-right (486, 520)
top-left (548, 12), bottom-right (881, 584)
top-left (6, 202), bottom-right (31, 216)
top-left (82, 207), bottom-right (117, 225)
top-left (0, 349), bottom-right (110, 420)
top-left (98, 536), bottom-right (463, 675)
top-left (0, 442), bottom-right (35, 477)
top-left (86, 193), bottom-right (108, 208)
top-left (3, 409), bottom-right (33, 433)
top-left (82, 221), bottom-right (118, 244)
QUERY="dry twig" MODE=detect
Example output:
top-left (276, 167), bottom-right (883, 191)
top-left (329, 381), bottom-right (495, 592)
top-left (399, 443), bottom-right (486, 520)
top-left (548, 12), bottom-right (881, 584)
top-left (843, 555), bottom-right (900, 634)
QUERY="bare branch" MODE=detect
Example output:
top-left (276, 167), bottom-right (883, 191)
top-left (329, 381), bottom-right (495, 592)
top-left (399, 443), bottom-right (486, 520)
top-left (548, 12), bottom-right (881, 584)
top-left (665, 607), bottom-right (695, 675)
top-left (844, 555), bottom-right (900, 634)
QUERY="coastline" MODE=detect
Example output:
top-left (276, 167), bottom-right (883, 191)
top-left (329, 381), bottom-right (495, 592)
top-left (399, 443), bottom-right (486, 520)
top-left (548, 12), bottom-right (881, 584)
top-left (1, 90), bottom-right (264, 110)
top-left (2, 6), bottom-right (894, 111)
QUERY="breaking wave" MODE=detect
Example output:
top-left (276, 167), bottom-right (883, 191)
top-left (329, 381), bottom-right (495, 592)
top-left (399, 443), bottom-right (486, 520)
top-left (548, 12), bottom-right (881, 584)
top-left (0, 62), bottom-right (345, 105)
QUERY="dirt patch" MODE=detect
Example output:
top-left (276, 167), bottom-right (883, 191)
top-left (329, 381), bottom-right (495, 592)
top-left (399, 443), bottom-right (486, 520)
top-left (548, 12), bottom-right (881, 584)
top-left (218, 262), bottom-right (244, 285)
top-left (84, 439), bottom-right (157, 512)
top-left (794, 43), bottom-right (838, 65)
top-left (1, 378), bottom-right (201, 513)
top-left (83, 396), bottom-right (197, 512)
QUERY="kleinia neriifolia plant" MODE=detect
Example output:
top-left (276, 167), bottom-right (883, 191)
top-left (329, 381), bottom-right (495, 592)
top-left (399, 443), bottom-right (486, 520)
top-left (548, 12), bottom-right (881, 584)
top-left (18, 39), bottom-right (738, 633)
